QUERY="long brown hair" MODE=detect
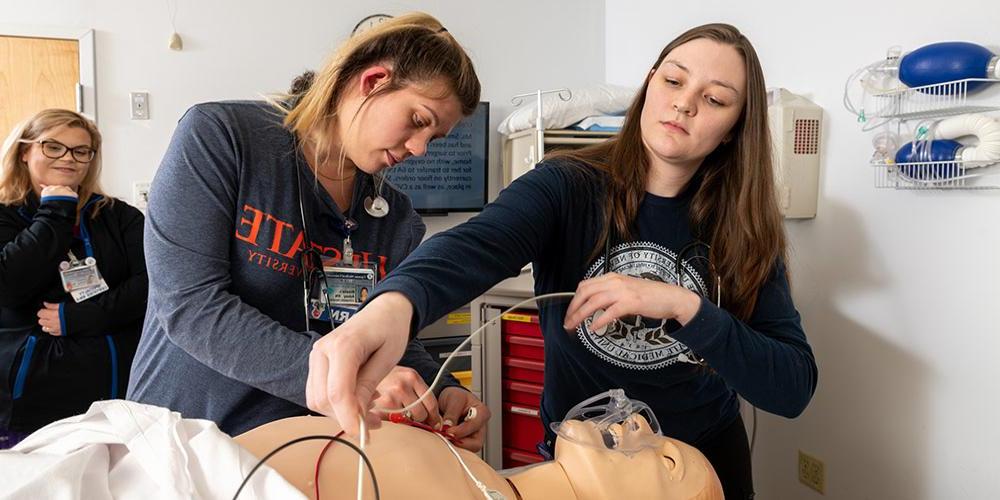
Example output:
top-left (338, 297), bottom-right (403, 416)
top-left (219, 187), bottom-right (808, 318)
top-left (278, 12), bottom-right (480, 171)
top-left (551, 23), bottom-right (785, 320)
top-left (0, 108), bottom-right (111, 218)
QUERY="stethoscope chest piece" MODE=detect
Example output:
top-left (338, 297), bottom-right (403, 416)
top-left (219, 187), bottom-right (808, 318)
top-left (364, 195), bottom-right (389, 218)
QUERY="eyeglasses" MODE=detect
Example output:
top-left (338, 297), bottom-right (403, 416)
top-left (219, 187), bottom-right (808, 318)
top-left (21, 139), bottom-right (96, 163)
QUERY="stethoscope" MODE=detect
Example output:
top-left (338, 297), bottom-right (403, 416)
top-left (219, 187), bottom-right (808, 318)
top-left (363, 173), bottom-right (390, 219)
top-left (292, 136), bottom-right (391, 220)
top-left (292, 140), bottom-right (391, 328)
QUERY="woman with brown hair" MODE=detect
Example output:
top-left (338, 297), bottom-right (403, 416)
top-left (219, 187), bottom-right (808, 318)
top-left (309, 23), bottom-right (817, 498)
top-left (0, 109), bottom-right (146, 448)
top-left (127, 12), bottom-right (490, 450)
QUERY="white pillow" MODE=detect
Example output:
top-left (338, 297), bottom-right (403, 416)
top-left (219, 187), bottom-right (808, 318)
top-left (498, 84), bottom-right (637, 135)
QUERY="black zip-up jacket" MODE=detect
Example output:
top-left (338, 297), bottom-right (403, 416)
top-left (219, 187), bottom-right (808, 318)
top-left (0, 194), bottom-right (146, 432)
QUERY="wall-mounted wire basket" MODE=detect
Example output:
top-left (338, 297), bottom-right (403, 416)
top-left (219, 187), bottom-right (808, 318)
top-left (871, 159), bottom-right (1000, 189)
top-left (868, 78), bottom-right (1000, 120)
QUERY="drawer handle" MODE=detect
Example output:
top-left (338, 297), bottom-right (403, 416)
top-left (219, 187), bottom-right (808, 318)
top-left (510, 406), bottom-right (539, 417)
top-left (506, 336), bottom-right (544, 347)
top-left (438, 350), bottom-right (471, 359)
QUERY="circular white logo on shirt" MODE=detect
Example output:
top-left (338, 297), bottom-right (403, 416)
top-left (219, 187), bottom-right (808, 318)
top-left (577, 242), bottom-right (707, 370)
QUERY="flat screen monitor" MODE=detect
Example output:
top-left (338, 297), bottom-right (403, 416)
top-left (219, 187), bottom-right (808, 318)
top-left (384, 101), bottom-right (489, 214)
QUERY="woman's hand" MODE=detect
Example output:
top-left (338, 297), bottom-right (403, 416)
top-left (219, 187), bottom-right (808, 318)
top-left (562, 273), bottom-right (702, 332)
top-left (306, 292), bottom-right (414, 438)
top-left (438, 386), bottom-right (490, 452)
top-left (372, 365), bottom-right (443, 428)
top-left (37, 302), bottom-right (62, 336)
top-left (40, 184), bottom-right (78, 199)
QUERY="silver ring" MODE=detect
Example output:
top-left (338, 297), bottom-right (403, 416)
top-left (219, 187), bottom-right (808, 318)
top-left (465, 406), bottom-right (478, 421)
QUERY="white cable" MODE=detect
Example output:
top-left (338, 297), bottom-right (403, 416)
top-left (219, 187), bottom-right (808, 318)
top-left (373, 292), bottom-right (576, 416)
top-left (433, 432), bottom-right (498, 499)
top-left (357, 418), bottom-right (366, 500)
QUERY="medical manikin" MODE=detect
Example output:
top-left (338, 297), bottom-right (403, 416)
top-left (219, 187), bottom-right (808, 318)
top-left (235, 390), bottom-right (723, 500)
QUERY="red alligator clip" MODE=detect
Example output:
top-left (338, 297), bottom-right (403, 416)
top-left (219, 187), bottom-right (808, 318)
top-left (388, 412), bottom-right (463, 446)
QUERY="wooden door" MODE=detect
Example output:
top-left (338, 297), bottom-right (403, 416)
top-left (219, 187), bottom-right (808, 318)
top-left (0, 35), bottom-right (80, 137)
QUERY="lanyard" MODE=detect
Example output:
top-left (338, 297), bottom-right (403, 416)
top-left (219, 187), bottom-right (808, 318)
top-left (293, 140), bottom-right (358, 265)
top-left (77, 215), bottom-right (95, 258)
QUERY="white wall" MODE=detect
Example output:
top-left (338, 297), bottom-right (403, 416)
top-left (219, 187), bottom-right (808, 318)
top-left (1, 0), bottom-right (606, 236)
top-left (607, 1), bottom-right (1000, 499)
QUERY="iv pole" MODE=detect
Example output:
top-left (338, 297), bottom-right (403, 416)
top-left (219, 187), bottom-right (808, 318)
top-left (511, 88), bottom-right (573, 167)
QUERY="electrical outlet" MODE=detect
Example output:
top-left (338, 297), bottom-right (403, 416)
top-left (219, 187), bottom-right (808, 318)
top-left (130, 92), bottom-right (149, 120)
top-left (133, 182), bottom-right (151, 210)
top-left (798, 450), bottom-right (825, 494)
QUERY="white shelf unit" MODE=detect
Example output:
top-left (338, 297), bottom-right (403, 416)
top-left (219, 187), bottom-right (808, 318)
top-left (501, 128), bottom-right (616, 186)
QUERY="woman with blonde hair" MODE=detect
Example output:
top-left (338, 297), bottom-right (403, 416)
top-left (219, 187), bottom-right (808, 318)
top-left (0, 109), bottom-right (147, 448)
top-left (310, 23), bottom-right (818, 499)
top-left (127, 12), bottom-right (490, 450)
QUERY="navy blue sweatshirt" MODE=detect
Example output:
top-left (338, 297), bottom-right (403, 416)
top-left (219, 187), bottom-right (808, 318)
top-left (128, 102), bottom-right (459, 435)
top-left (374, 160), bottom-right (817, 445)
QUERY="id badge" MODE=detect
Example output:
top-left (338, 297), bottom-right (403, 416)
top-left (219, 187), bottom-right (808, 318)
top-left (322, 264), bottom-right (377, 306)
top-left (59, 259), bottom-right (101, 292)
top-left (309, 301), bottom-right (360, 325)
top-left (59, 258), bottom-right (109, 303)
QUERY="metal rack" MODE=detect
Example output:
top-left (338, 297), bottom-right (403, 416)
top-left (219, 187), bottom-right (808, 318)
top-left (872, 159), bottom-right (1000, 190)
top-left (867, 78), bottom-right (1000, 190)
top-left (868, 78), bottom-right (1000, 120)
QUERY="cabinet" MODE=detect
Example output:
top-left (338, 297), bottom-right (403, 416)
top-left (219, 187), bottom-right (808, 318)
top-left (470, 270), bottom-right (544, 469)
top-left (501, 128), bottom-right (616, 186)
top-left (418, 306), bottom-right (477, 393)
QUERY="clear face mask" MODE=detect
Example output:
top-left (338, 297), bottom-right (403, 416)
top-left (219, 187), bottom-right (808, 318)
top-left (551, 389), bottom-right (663, 455)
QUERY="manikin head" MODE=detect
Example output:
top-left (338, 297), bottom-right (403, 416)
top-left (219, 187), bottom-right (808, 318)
top-left (553, 414), bottom-right (723, 500)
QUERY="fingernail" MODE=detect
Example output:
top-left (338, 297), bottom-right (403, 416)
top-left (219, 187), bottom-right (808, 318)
top-left (443, 419), bottom-right (454, 427)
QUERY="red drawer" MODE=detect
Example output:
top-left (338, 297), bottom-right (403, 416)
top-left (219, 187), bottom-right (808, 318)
top-left (503, 403), bottom-right (544, 453)
top-left (503, 379), bottom-right (543, 408)
top-left (502, 357), bottom-right (544, 384)
top-left (501, 312), bottom-right (541, 338)
top-left (503, 333), bottom-right (544, 361)
top-left (503, 447), bottom-right (545, 469)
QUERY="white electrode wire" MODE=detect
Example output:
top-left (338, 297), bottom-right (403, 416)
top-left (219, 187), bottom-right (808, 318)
top-left (357, 418), bottom-right (367, 500)
top-left (434, 432), bottom-right (496, 499)
top-left (372, 292), bottom-right (576, 416)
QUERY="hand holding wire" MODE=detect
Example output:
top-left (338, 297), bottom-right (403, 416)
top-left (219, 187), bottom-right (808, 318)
top-left (438, 386), bottom-right (490, 452)
top-left (372, 365), bottom-right (442, 427)
top-left (306, 292), bottom-right (415, 440)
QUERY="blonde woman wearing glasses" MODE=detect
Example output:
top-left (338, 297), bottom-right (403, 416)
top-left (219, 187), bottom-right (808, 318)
top-left (0, 109), bottom-right (147, 449)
